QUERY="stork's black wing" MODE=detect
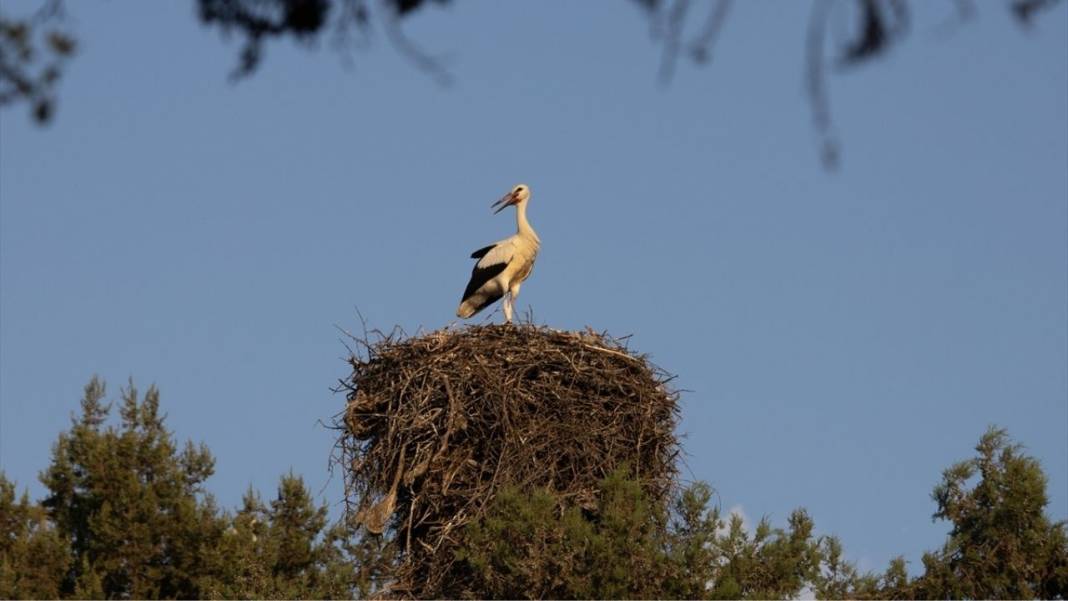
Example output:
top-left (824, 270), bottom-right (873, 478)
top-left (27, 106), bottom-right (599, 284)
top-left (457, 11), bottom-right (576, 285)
top-left (470, 244), bottom-right (496, 259)
top-left (462, 262), bottom-right (507, 302)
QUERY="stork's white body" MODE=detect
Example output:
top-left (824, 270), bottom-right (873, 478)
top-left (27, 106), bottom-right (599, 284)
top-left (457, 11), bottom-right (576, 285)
top-left (457, 185), bottom-right (540, 323)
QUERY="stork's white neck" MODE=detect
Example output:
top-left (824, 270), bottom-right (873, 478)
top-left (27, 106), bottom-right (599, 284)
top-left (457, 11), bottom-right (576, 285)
top-left (515, 200), bottom-right (538, 243)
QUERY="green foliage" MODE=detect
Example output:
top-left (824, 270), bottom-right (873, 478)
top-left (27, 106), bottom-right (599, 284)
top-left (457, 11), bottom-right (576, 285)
top-left (38, 377), bottom-right (222, 598)
top-left (5, 376), bottom-right (382, 600)
top-left (811, 427), bottom-right (1068, 600)
top-left (4, 377), bottom-right (1066, 600)
top-left (662, 481), bottom-right (720, 598)
top-left (459, 469), bottom-right (834, 600)
top-left (458, 469), bottom-right (671, 599)
top-left (458, 428), bottom-right (1068, 599)
top-left (197, 477), bottom-right (376, 599)
top-left (909, 426), bottom-right (1068, 599)
top-left (0, 473), bottom-right (70, 599)
top-left (706, 508), bottom-right (823, 599)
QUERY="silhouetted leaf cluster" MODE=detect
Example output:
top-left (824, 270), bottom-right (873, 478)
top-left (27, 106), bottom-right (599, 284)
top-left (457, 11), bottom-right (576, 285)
top-left (2, 0), bottom-right (1062, 164)
top-left (195, 0), bottom-right (453, 79)
top-left (0, 0), bottom-right (74, 123)
top-left (634, 0), bottom-right (1061, 167)
top-left (198, 0), bottom-right (331, 78)
top-left (1013, 0), bottom-right (1065, 23)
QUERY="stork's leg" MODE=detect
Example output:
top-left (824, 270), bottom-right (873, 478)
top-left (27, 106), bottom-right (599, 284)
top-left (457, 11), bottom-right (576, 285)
top-left (502, 293), bottom-right (513, 323)
top-left (505, 282), bottom-right (521, 324)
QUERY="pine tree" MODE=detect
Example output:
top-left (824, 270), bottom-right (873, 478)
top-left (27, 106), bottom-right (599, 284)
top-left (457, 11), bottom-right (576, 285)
top-left (9, 375), bottom-right (1066, 599)
top-left (0, 473), bottom-right (69, 598)
top-left (704, 508), bottom-right (823, 599)
top-left (458, 470), bottom-right (670, 599)
top-left (817, 427), bottom-right (1068, 600)
top-left (198, 476), bottom-right (367, 599)
top-left (260, 472), bottom-right (346, 598)
top-left (18, 376), bottom-right (375, 600)
top-left (38, 377), bottom-right (225, 598)
top-left (457, 469), bottom-right (828, 599)
top-left (455, 428), bottom-right (1068, 600)
top-left (663, 481), bottom-right (721, 599)
top-left (910, 427), bottom-right (1068, 599)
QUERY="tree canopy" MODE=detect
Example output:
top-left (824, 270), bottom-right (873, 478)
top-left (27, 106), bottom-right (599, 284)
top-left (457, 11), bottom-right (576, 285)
top-left (910, 427), bottom-right (1068, 599)
top-left (1, 378), bottom-right (1065, 599)
top-left (452, 427), bottom-right (1067, 599)
top-left (1, 377), bottom-right (380, 600)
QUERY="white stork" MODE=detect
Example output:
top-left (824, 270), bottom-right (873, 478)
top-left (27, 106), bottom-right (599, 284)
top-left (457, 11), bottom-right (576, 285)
top-left (456, 184), bottom-right (540, 323)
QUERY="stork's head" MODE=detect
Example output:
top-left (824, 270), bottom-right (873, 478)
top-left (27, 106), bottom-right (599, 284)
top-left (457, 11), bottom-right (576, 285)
top-left (492, 184), bottom-right (531, 214)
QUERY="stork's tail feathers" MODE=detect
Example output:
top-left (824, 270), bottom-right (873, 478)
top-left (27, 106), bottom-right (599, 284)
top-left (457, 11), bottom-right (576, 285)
top-left (457, 290), bottom-right (502, 319)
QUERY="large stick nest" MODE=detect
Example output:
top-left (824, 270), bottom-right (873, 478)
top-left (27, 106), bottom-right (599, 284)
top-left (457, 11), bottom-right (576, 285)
top-left (335, 323), bottom-right (680, 598)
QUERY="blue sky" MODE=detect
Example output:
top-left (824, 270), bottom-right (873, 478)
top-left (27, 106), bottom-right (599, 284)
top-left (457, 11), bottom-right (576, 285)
top-left (1, 0), bottom-right (1065, 575)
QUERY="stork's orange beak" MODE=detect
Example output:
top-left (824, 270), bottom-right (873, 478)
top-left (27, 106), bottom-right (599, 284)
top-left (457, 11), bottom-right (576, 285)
top-left (491, 191), bottom-right (520, 214)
